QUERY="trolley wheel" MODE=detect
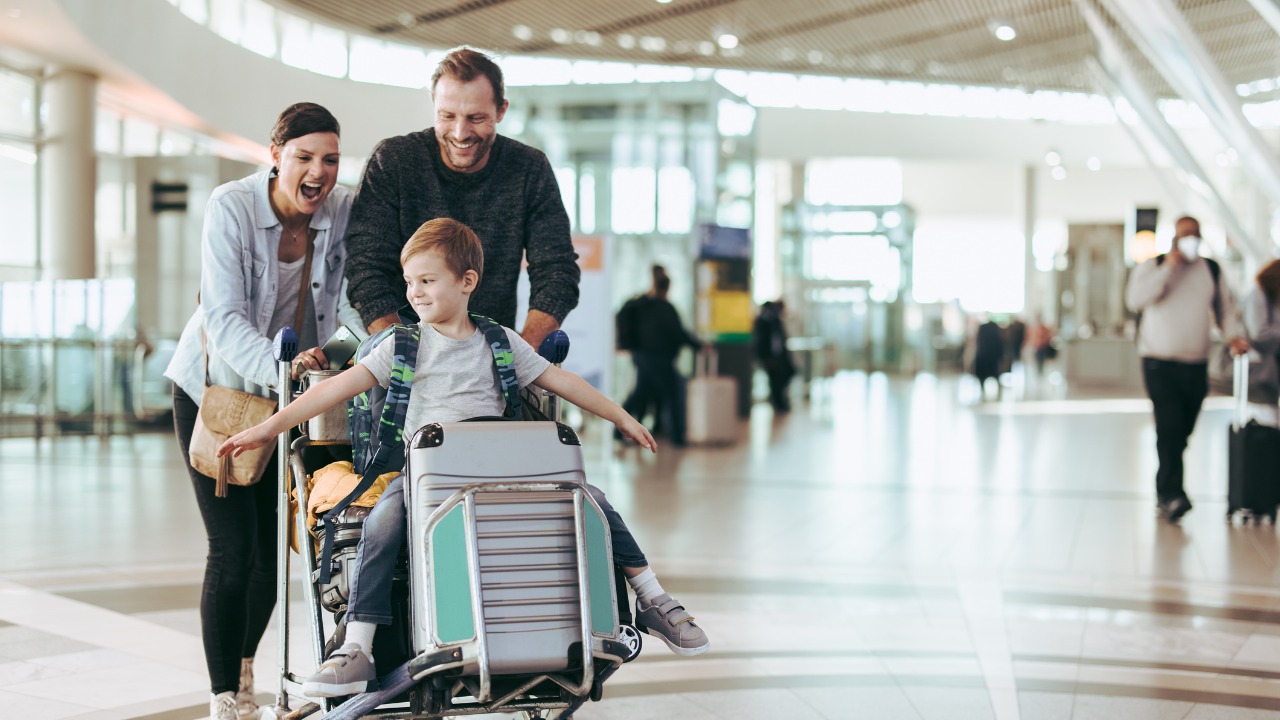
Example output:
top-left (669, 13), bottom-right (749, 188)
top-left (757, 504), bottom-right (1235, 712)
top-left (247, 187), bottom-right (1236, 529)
top-left (618, 625), bottom-right (642, 662)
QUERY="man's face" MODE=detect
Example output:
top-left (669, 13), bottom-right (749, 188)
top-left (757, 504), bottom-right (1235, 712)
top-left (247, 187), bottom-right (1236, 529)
top-left (1175, 219), bottom-right (1200, 239)
top-left (433, 76), bottom-right (507, 174)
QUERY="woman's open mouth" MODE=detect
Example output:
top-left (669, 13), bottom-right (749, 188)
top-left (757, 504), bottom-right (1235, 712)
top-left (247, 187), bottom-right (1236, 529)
top-left (300, 181), bottom-right (323, 201)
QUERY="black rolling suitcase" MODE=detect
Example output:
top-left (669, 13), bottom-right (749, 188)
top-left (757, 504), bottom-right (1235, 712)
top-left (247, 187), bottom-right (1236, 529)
top-left (1227, 353), bottom-right (1280, 524)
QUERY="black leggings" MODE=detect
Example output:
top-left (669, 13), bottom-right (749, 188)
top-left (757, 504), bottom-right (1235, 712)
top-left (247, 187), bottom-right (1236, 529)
top-left (173, 386), bottom-right (278, 695)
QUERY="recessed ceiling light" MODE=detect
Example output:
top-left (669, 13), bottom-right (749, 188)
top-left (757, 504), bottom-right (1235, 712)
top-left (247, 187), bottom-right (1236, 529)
top-left (717, 33), bottom-right (739, 50)
top-left (698, 41), bottom-right (715, 56)
top-left (1087, 156), bottom-right (1101, 172)
top-left (657, 0), bottom-right (673, 4)
top-left (994, 24), bottom-right (1016, 41)
top-left (640, 36), bottom-right (666, 52)
top-left (617, 33), bottom-right (636, 49)
top-left (512, 24), bottom-right (533, 41)
top-left (1045, 150), bottom-right (1061, 166)
top-left (1051, 165), bottom-right (1067, 181)
top-left (550, 28), bottom-right (572, 44)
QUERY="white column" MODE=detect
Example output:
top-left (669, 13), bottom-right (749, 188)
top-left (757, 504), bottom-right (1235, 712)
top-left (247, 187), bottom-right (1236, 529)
top-left (40, 67), bottom-right (97, 280)
top-left (1022, 164), bottom-right (1037, 319)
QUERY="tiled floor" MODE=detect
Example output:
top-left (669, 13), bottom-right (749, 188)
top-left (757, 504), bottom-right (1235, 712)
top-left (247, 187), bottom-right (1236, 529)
top-left (3, 370), bottom-right (1280, 719)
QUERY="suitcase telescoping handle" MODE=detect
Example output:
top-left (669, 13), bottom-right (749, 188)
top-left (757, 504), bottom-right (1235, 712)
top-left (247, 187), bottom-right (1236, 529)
top-left (1234, 351), bottom-right (1250, 430)
top-left (697, 347), bottom-right (717, 377)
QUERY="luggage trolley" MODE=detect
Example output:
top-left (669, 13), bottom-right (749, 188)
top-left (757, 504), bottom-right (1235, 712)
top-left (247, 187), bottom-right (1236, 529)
top-left (262, 329), bottom-right (641, 720)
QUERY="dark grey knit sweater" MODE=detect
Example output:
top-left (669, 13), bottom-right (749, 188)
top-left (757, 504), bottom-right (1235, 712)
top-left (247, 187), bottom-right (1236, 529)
top-left (343, 130), bottom-right (579, 329)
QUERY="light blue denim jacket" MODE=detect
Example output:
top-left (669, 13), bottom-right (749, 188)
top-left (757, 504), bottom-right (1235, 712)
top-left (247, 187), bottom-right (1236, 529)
top-left (166, 170), bottom-right (363, 405)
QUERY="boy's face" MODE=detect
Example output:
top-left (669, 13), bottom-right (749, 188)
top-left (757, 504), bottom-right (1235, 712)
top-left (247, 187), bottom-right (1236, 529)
top-left (403, 248), bottom-right (477, 326)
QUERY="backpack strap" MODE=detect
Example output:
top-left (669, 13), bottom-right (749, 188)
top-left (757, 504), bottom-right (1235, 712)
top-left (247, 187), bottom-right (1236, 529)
top-left (1206, 257), bottom-right (1222, 327)
top-left (346, 326), bottom-right (395, 472)
top-left (318, 324), bottom-right (420, 584)
top-left (470, 312), bottom-right (522, 420)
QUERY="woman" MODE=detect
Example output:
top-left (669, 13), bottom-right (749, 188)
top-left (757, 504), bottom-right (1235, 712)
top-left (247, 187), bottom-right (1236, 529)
top-left (165, 102), bottom-right (361, 720)
top-left (1244, 259), bottom-right (1280, 424)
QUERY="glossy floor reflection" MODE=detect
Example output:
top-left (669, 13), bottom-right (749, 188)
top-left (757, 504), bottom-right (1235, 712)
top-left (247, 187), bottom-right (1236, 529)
top-left (2, 370), bottom-right (1279, 719)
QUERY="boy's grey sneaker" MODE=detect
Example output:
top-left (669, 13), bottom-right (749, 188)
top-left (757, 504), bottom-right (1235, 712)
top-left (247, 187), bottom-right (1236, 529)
top-left (301, 644), bottom-right (378, 698)
top-left (635, 593), bottom-right (710, 656)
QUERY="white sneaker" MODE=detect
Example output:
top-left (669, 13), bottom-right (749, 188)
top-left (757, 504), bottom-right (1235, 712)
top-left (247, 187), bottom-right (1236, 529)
top-left (237, 658), bottom-right (260, 719)
top-left (210, 691), bottom-right (238, 720)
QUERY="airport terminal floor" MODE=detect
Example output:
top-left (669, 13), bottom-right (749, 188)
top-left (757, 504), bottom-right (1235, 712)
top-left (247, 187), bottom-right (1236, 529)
top-left (2, 370), bottom-right (1280, 720)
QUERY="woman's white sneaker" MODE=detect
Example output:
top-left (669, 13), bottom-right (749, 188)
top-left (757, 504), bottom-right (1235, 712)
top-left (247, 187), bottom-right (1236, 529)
top-left (210, 691), bottom-right (238, 720)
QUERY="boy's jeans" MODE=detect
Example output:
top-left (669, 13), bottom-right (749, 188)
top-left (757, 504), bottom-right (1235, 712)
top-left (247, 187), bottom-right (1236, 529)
top-left (345, 474), bottom-right (647, 626)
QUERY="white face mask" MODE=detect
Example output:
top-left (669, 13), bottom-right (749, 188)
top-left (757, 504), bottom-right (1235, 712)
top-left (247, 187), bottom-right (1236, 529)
top-left (1177, 236), bottom-right (1200, 259)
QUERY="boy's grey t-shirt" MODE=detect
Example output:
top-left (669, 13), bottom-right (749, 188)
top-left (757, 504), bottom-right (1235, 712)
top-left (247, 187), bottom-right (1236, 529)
top-left (359, 322), bottom-right (551, 435)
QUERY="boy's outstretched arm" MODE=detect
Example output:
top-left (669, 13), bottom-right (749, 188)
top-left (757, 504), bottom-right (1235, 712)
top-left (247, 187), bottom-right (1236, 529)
top-left (217, 365), bottom-right (379, 458)
top-left (532, 365), bottom-right (657, 452)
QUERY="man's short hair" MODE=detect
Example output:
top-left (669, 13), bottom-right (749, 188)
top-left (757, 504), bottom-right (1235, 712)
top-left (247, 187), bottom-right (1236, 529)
top-left (1175, 215), bottom-right (1200, 232)
top-left (401, 218), bottom-right (485, 284)
top-left (431, 47), bottom-right (505, 108)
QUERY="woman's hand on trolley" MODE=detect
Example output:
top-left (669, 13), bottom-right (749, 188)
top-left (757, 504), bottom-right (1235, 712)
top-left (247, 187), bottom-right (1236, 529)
top-left (291, 347), bottom-right (330, 380)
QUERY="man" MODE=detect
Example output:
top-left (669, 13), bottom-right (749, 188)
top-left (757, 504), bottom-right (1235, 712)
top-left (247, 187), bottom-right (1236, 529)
top-left (618, 266), bottom-right (702, 445)
top-left (344, 47), bottom-right (579, 348)
top-left (1126, 216), bottom-right (1249, 522)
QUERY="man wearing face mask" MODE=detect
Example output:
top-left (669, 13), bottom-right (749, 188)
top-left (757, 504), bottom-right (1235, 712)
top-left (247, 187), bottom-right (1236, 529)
top-left (1126, 216), bottom-right (1250, 523)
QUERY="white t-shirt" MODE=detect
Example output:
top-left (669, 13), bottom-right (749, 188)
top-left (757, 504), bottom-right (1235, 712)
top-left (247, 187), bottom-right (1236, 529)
top-left (359, 322), bottom-right (551, 436)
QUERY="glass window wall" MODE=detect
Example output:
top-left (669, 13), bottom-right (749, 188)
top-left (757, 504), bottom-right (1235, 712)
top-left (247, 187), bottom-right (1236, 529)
top-left (0, 68), bottom-right (35, 136)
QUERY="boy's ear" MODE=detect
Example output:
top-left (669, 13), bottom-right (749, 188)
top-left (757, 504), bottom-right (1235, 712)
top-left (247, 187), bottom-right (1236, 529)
top-left (462, 269), bottom-right (479, 291)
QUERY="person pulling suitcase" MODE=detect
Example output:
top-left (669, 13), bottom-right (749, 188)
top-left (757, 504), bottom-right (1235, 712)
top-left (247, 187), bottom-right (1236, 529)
top-left (1227, 353), bottom-right (1280, 524)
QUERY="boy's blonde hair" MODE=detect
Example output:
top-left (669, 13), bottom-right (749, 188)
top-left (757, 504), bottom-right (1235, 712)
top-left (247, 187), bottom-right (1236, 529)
top-left (400, 218), bottom-right (484, 283)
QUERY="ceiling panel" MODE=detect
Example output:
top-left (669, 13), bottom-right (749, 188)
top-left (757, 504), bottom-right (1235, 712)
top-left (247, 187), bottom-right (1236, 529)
top-left (271, 0), bottom-right (1280, 99)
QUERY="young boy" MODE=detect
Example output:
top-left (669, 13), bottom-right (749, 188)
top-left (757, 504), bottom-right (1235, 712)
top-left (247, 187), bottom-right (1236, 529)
top-left (218, 218), bottom-right (709, 698)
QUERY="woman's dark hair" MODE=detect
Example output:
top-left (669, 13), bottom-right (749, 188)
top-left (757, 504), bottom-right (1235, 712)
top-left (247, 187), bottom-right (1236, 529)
top-left (269, 102), bottom-right (340, 148)
top-left (1258, 258), bottom-right (1280, 303)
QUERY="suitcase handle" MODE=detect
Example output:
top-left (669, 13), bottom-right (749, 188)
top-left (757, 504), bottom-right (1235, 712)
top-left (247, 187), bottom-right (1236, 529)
top-left (697, 348), bottom-right (718, 378)
top-left (1235, 351), bottom-right (1251, 429)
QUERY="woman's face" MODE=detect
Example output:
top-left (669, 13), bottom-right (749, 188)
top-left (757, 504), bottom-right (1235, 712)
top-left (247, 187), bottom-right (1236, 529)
top-left (270, 131), bottom-right (340, 216)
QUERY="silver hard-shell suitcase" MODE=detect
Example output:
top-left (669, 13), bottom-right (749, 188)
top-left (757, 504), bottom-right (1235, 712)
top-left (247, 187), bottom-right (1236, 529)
top-left (404, 420), bottom-right (620, 677)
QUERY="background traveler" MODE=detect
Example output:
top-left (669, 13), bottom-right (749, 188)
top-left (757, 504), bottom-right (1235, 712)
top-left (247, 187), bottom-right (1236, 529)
top-left (164, 102), bottom-right (360, 720)
top-left (752, 300), bottom-right (795, 412)
top-left (1029, 317), bottom-right (1057, 376)
top-left (1243, 258), bottom-right (1280, 425)
top-left (343, 46), bottom-right (579, 349)
top-left (618, 265), bottom-right (703, 445)
top-left (971, 315), bottom-right (1005, 400)
top-left (1125, 215), bottom-right (1248, 523)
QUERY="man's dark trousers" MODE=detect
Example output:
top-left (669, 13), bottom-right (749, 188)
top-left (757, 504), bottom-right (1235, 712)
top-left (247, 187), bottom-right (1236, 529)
top-left (1141, 358), bottom-right (1209, 504)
